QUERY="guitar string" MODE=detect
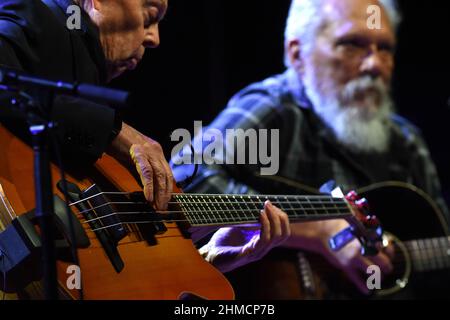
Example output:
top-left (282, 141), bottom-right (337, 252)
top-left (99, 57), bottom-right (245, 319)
top-left (77, 200), bottom-right (348, 216)
top-left (70, 191), bottom-right (350, 231)
top-left (79, 206), bottom-right (351, 224)
top-left (68, 191), bottom-right (346, 207)
top-left (82, 207), bottom-right (353, 232)
top-left (0, 192), bottom-right (14, 223)
top-left (306, 244), bottom-right (450, 273)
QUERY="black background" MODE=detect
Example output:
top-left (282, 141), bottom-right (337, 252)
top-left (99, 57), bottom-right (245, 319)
top-left (111, 0), bottom-right (450, 203)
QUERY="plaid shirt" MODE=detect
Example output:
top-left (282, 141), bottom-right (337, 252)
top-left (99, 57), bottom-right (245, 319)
top-left (171, 69), bottom-right (450, 227)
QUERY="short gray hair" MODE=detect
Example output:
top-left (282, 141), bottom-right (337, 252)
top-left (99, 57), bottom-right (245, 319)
top-left (284, 0), bottom-right (402, 67)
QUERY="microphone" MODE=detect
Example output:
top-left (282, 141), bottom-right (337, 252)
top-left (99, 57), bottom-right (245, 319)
top-left (0, 67), bottom-right (130, 107)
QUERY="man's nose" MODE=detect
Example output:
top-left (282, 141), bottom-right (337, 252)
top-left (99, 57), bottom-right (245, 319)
top-left (143, 24), bottom-right (160, 48)
top-left (360, 46), bottom-right (384, 78)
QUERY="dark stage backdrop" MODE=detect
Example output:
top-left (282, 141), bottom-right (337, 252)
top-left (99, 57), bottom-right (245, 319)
top-left (111, 0), bottom-right (450, 203)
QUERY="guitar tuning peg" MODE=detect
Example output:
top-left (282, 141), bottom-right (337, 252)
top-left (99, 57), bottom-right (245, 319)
top-left (362, 215), bottom-right (380, 229)
top-left (345, 191), bottom-right (359, 203)
top-left (355, 198), bottom-right (370, 214)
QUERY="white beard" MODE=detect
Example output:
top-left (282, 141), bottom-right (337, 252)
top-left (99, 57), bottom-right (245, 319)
top-left (303, 72), bottom-right (393, 154)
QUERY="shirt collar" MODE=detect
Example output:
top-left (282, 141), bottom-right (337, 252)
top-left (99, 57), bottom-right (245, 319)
top-left (284, 68), bottom-right (313, 110)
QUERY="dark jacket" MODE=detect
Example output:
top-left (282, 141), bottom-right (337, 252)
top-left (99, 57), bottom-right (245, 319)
top-left (0, 0), bottom-right (117, 165)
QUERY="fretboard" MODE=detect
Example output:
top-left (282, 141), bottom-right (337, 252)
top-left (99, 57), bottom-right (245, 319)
top-left (173, 193), bottom-right (351, 227)
top-left (405, 237), bottom-right (450, 272)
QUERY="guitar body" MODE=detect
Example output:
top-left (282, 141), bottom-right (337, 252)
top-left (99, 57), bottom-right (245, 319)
top-left (0, 125), bottom-right (234, 300)
top-left (225, 177), bottom-right (450, 300)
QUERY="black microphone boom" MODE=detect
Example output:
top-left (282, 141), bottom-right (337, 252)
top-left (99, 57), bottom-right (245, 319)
top-left (0, 68), bottom-right (130, 107)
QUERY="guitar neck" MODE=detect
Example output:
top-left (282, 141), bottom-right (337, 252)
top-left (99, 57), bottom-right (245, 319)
top-left (173, 193), bottom-right (352, 227)
top-left (405, 237), bottom-right (450, 272)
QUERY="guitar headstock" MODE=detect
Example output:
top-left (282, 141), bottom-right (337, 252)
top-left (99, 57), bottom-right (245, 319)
top-left (329, 189), bottom-right (384, 256)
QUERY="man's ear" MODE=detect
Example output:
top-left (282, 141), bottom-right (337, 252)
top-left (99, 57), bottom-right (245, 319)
top-left (91, 0), bottom-right (101, 10)
top-left (286, 39), bottom-right (304, 75)
top-left (79, 0), bottom-right (100, 11)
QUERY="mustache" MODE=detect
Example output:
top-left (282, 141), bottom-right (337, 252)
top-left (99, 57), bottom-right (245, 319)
top-left (342, 76), bottom-right (388, 102)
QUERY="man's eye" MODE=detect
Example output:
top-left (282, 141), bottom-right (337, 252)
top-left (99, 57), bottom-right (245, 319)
top-left (337, 39), bottom-right (365, 49)
top-left (144, 14), bottom-right (153, 28)
top-left (144, 7), bottom-right (160, 28)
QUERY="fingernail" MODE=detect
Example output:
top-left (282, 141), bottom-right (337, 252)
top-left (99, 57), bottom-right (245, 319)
top-left (265, 200), bottom-right (272, 208)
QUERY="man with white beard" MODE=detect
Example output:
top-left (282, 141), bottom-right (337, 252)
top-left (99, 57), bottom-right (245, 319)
top-left (171, 0), bottom-right (449, 298)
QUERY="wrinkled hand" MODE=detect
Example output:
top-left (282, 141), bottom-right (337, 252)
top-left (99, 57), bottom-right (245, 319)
top-left (199, 201), bottom-right (291, 273)
top-left (289, 219), bottom-right (394, 294)
top-left (107, 122), bottom-right (173, 210)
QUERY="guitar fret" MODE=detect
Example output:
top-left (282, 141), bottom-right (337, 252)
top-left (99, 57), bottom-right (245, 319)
top-left (294, 197), bottom-right (306, 220)
top-left (306, 197), bottom-right (317, 216)
top-left (224, 195), bottom-right (236, 223)
top-left (212, 196), bottom-right (225, 224)
top-left (206, 196), bottom-right (217, 224)
top-left (218, 196), bottom-right (231, 224)
top-left (191, 195), bottom-right (203, 226)
top-left (319, 197), bottom-right (328, 217)
top-left (410, 240), bottom-right (424, 272)
top-left (431, 238), bottom-right (444, 269)
top-left (228, 196), bottom-right (238, 221)
top-left (332, 199), bottom-right (344, 216)
top-left (421, 239), bottom-right (433, 271)
top-left (226, 196), bottom-right (242, 222)
top-left (240, 195), bottom-right (254, 222)
top-left (441, 237), bottom-right (450, 268)
top-left (176, 195), bottom-right (194, 225)
top-left (237, 195), bottom-right (251, 222)
top-left (183, 195), bottom-right (195, 225)
top-left (252, 195), bottom-right (263, 216)
top-left (425, 239), bottom-right (438, 271)
top-left (423, 239), bottom-right (437, 270)
top-left (197, 195), bottom-right (211, 225)
top-left (236, 195), bottom-right (254, 222)
top-left (247, 195), bottom-right (260, 219)
top-left (237, 195), bottom-right (247, 221)
top-left (226, 195), bottom-right (240, 224)
top-left (271, 195), bottom-right (281, 212)
top-left (284, 196), bottom-right (295, 218)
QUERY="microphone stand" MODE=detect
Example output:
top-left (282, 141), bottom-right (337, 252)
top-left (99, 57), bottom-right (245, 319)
top-left (11, 93), bottom-right (59, 300)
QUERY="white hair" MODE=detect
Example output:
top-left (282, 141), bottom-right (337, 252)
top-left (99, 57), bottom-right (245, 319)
top-left (284, 0), bottom-right (402, 67)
